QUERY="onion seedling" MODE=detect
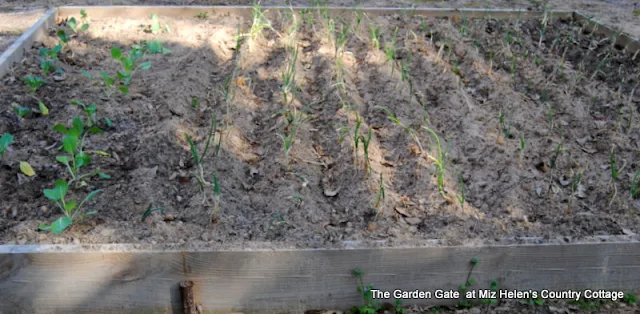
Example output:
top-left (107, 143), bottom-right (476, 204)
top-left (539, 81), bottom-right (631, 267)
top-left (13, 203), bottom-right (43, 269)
top-left (423, 126), bottom-right (447, 197)
top-left (370, 25), bottom-right (381, 50)
top-left (631, 169), bottom-right (640, 200)
top-left (456, 172), bottom-right (465, 207)
top-left (566, 169), bottom-right (583, 216)
top-left (185, 112), bottom-right (223, 216)
top-left (590, 53), bottom-right (609, 81)
top-left (275, 107), bottom-right (309, 164)
top-left (376, 106), bottom-right (424, 153)
top-left (246, 1), bottom-right (277, 50)
top-left (374, 173), bottom-right (385, 209)
top-left (609, 147), bottom-right (621, 206)
top-left (39, 179), bottom-right (101, 234)
top-left (281, 46), bottom-right (299, 106)
top-left (498, 111), bottom-right (511, 139)
top-left (519, 134), bottom-right (526, 168)
top-left (384, 27), bottom-right (399, 74)
top-left (359, 128), bottom-right (373, 175)
top-left (0, 133), bottom-right (14, 159)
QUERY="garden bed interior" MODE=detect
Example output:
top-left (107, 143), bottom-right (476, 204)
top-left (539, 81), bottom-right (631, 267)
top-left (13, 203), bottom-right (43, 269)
top-left (1, 7), bottom-right (640, 248)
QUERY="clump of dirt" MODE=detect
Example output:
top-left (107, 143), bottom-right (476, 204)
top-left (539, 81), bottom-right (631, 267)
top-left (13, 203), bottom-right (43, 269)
top-left (0, 10), bottom-right (639, 247)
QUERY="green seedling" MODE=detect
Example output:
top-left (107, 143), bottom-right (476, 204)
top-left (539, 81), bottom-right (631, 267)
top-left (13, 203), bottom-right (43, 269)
top-left (519, 134), bottom-right (526, 168)
top-left (374, 173), bottom-right (385, 209)
top-left (185, 112), bottom-right (223, 217)
top-left (281, 46), bottom-right (299, 106)
top-left (194, 12), bottom-right (208, 19)
top-left (111, 46), bottom-right (151, 89)
top-left (191, 96), bottom-right (200, 109)
top-left (56, 30), bottom-right (69, 49)
top-left (300, 8), bottom-right (314, 29)
top-left (631, 169), bottom-right (640, 200)
top-left (66, 16), bottom-right (89, 33)
top-left (246, 1), bottom-right (277, 50)
top-left (352, 115), bottom-right (363, 168)
top-left (423, 126), bottom-right (447, 197)
top-left (39, 44), bottom-right (63, 76)
top-left (458, 257), bottom-right (479, 309)
top-left (39, 179), bottom-right (101, 234)
top-left (590, 53), bottom-right (609, 81)
top-left (400, 51), bottom-right (414, 100)
top-left (22, 75), bottom-right (48, 114)
top-left (384, 27), bottom-right (399, 74)
top-left (481, 279), bottom-right (499, 305)
top-left (146, 13), bottom-right (170, 34)
top-left (456, 172), bottom-right (465, 207)
top-left (334, 22), bottom-right (350, 57)
top-left (376, 106), bottom-right (424, 153)
top-left (0, 133), bottom-right (14, 159)
top-left (53, 117), bottom-right (109, 187)
top-left (275, 104), bottom-right (310, 164)
top-left (498, 111), bottom-right (511, 139)
top-left (14, 106), bottom-right (32, 120)
top-left (458, 12), bottom-right (468, 36)
top-left (610, 148), bottom-right (619, 181)
top-left (567, 169), bottom-right (583, 216)
top-left (142, 39), bottom-right (171, 55)
top-left (370, 25), bottom-right (380, 50)
top-left (140, 203), bottom-right (164, 222)
top-left (624, 292), bottom-right (638, 305)
top-left (350, 268), bottom-right (382, 314)
top-left (359, 128), bottom-right (373, 175)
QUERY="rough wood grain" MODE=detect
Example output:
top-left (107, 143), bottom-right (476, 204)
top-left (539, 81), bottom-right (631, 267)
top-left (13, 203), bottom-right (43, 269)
top-left (0, 8), bottom-right (56, 78)
top-left (0, 242), bottom-right (639, 313)
top-left (573, 11), bottom-right (640, 54)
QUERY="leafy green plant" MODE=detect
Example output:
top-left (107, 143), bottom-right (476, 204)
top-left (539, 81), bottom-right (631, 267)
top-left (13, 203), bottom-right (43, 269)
top-left (39, 179), bottom-right (101, 234)
top-left (110, 46), bottom-right (151, 92)
top-left (14, 106), bottom-right (32, 120)
top-left (39, 44), bottom-right (62, 76)
top-left (66, 16), bottom-right (89, 33)
top-left (145, 13), bottom-right (170, 34)
top-left (624, 292), bottom-right (638, 305)
top-left (22, 75), bottom-right (48, 115)
top-left (423, 127), bottom-right (447, 197)
top-left (349, 268), bottom-right (405, 314)
top-left (457, 257), bottom-right (479, 309)
top-left (53, 117), bottom-right (109, 187)
top-left (0, 133), bottom-right (14, 159)
top-left (481, 279), bottom-right (499, 305)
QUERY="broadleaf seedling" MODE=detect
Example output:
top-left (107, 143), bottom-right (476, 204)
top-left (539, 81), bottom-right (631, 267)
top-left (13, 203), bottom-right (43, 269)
top-left (39, 179), bottom-right (101, 234)
top-left (0, 133), bottom-right (14, 159)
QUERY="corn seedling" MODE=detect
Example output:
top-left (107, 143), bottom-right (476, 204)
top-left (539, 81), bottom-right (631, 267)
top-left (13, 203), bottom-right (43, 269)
top-left (498, 111), bottom-right (511, 139)
top-left (185, 113), bottom-right (223, 216)
top-left (374, 173), bottom-right (385, 209)
top-left (376, 106), bottom-right (424, 153)
top-left (370, 25), bottom-right (381, 50)
top-left (281, 46), bottom-right (299, 106)
top-left (384, 27), bottom-right (399, 74)
top-left (566, 169), bottom-right (583, 216)
top-left (53, 117), bottom-right (109, 187)
top-left (0, 133), bottom-right (14, 159)
top-left (39, 179), bottom-right (101, 234)
top-left (631, 169), bottom-right (640, 200)
top-left (423, 126), bottom-right (447, 197)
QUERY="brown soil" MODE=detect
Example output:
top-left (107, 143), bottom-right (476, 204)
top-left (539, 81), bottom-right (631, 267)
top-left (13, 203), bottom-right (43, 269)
top-left (0, 9), bottom-right (639, 247)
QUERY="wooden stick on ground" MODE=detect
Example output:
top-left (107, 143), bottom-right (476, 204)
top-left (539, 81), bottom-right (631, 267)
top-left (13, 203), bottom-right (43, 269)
top-left (180, 280), bottom-right (196, 314)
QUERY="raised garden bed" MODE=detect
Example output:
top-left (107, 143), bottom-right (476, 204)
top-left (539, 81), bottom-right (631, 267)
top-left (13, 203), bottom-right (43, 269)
top-left (1, 5), bottom-right (640, 313)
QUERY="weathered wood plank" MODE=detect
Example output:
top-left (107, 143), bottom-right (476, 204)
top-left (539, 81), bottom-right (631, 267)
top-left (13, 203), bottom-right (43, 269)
top-left (0, 9), bottom-right (56, 78)
top-left (0, 242), bottom-right (639, 313)
top-left (573, 11), bottom-right (640, 54)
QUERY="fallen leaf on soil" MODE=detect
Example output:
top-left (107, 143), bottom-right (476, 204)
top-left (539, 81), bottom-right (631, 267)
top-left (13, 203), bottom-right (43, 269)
top-left (235, 76), bottom-right (246, 86)
top-left (496, 135), bottom-right (505, 145)
top-left (381, 160), bottom-right (395, 167)
top-left (404, 217), bottom-right (422, 225)
top-left (367, 223), bottom-right (377, 232)
top-left (19, 161), bottom-right (35, 177)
